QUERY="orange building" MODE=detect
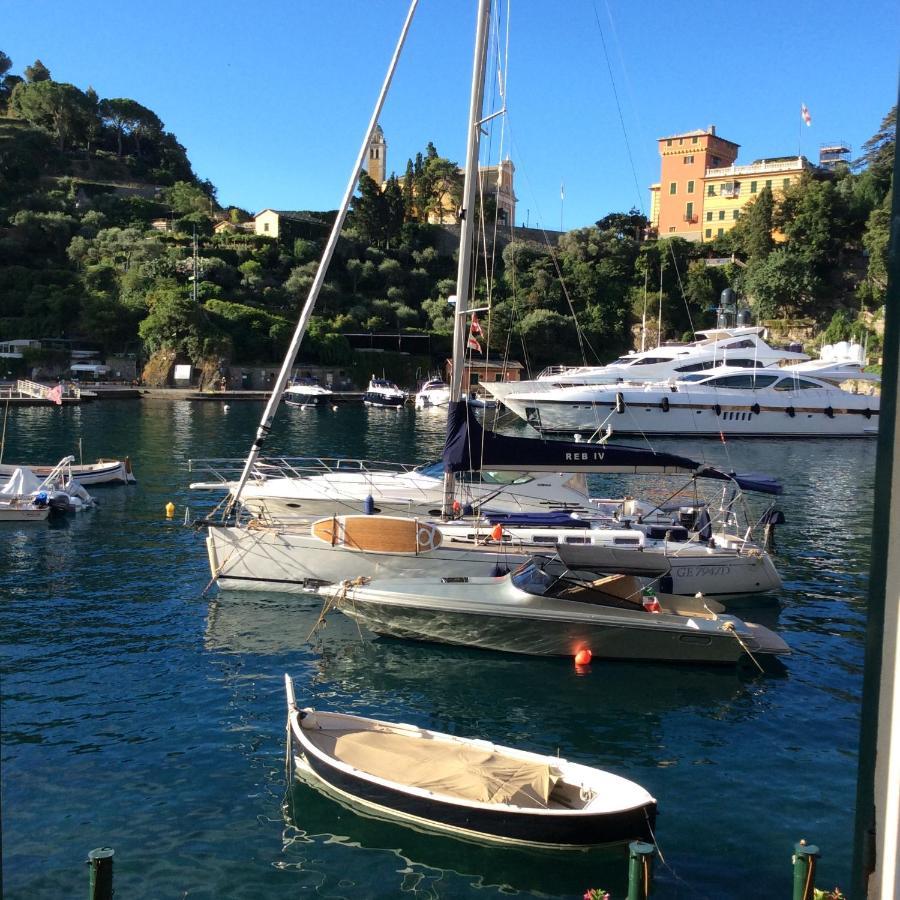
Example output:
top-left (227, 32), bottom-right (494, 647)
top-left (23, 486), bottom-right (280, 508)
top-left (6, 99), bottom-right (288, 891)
top-left (650, 125), bottom-right (815, 242)
top-left (652, 126), bottom-right (739, 240)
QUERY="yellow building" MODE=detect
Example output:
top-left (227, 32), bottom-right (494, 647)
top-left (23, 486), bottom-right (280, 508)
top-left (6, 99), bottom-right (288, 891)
top-left (649, 126), bottom-right (815, 242)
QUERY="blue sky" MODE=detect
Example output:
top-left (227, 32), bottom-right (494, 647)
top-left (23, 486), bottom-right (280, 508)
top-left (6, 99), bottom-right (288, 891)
top-left (4, 0), bottom-right (898, 229)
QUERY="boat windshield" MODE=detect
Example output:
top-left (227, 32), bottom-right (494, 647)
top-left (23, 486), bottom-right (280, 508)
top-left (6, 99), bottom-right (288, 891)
top-left (511, 563), bottom-right (554, 595)
top-left (416, 461), bottom-right (445, 478)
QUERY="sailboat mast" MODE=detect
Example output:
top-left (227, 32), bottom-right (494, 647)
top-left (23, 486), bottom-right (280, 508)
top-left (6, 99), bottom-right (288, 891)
top-left (225, 0), bottom-right (420, 515)
top-left (442, 0), bottom-right (492, 515)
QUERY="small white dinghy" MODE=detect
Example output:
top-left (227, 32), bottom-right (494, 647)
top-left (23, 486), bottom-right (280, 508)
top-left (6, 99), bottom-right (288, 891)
top-left (285, 674), bottom-right (657, 848)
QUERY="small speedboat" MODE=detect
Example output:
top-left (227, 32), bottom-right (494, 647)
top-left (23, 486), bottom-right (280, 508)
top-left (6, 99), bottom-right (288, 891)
top-left (414, 379), bottom-right (451, 408)
top-left (0, 457), bottom-right (97, 514)
top-left (284, 675), bottom-right (656, 848)
top-left (320, 557), bottom-right (790, 665)
top-left (284, 378), bottom-right (334, 408)
top-left (364, 376), bottom-right (407, 408)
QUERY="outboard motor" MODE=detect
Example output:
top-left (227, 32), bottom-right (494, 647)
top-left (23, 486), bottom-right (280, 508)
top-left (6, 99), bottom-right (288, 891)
top-left (759, 508), bottom-right (786, 552)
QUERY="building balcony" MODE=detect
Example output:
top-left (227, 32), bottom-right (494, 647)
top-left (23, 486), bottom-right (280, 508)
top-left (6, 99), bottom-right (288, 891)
top-left (682, 214), bottom-right (698, 223)
top-left (706, 157), bottom-right (809, 178)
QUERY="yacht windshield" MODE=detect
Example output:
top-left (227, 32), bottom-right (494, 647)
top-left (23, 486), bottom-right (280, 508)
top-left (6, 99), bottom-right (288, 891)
top-left (511, 563), bottom-right (553, 595)
top-left (417, 461), bottom-right (445, 479)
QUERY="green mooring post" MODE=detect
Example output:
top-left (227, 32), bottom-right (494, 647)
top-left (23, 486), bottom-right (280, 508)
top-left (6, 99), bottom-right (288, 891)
top-left (792, 840), bottom-right (820, 900)
top-left (87, 847), bottom-right (114, 900)
top-left (627, 840), bottom-right (655, 900)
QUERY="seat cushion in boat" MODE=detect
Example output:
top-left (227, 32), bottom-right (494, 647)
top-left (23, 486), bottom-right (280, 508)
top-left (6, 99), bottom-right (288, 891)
top-left (304, 725), bottom-right (558, 807)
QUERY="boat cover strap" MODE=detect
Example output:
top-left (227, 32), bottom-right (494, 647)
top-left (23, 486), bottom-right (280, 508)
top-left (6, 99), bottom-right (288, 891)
top-left (305, 725), bottom-right (558, 807)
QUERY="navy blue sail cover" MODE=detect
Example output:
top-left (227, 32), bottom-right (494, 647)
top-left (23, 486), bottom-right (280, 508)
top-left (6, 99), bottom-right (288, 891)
top-left (442, 402), bottom-right (782, 494)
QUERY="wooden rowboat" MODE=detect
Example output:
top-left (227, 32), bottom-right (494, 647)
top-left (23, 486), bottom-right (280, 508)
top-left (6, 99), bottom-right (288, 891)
top-left (0, 457), bottom-right (135, 485)
top-left (284, 675), bottom-right (656, 848)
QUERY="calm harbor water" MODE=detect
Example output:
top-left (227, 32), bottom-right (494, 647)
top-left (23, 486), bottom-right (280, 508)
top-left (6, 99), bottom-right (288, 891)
top-left (0, 398), bottom-right (875, 898)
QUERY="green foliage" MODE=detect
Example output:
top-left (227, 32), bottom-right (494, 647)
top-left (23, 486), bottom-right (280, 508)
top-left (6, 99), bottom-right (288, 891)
top-left (11, 80), bottom-right (94, 151)
top-left (24, 59), bottom-right (51, 83)
top-left (743, 249), bottom-right (818, 319)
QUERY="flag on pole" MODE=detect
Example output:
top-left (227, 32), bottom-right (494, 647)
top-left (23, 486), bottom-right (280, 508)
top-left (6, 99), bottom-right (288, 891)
top-left (800, 103), bottom-right (811, 127)
top-left (467, 334), bottom-right (482, 353)
top-left (560, 182), bottom-right (565, 201)
top-left (47, 384), bottom-right (63, 405)
top-left (470, 313), bottom-right (483, 337)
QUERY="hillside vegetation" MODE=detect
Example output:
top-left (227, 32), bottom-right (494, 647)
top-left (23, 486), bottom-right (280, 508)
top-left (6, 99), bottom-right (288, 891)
top-left (0, 49), bottom-right (893, 382)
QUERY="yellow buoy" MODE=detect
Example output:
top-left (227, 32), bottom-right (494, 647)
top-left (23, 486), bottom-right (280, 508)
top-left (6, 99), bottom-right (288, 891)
top-left (165, 502), bottom-right (176, 519)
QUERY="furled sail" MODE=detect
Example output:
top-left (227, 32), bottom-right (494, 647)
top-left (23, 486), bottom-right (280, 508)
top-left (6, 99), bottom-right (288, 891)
top-left (442, 401), bottom-right (781, 494)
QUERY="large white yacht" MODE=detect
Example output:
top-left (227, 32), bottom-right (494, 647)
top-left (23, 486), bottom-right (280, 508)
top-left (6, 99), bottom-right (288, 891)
top-left (485, 324), bottom-right (809, 407)
top-left (505, 367), bottom-right (879, 438)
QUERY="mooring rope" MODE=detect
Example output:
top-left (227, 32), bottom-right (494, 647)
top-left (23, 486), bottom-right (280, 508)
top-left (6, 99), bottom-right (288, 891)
top-left (722, 620), bottom-right (765, 673)
top-left (306, 576), bottom-right (371, 643)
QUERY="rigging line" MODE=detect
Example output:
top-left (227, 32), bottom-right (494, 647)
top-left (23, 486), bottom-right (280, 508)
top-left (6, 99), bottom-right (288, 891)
top-left (667, 238), bottom-right (696, 335)
top-left (503, 126), bottom-right (598, 367)
top-left (591, 1), bottom-right (645, 214)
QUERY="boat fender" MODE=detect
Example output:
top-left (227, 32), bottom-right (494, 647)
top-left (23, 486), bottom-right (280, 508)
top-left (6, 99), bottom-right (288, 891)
top-left (363, 495), bottom-right (374, 515)
top-left (864, 408), bottom-right (872, 419)
top-left (714, 403), bottom-right (721, 416)
top-left (660, 396), bottom-right (670, 412)
top-left (786, 406), bottom-right (796, 418)
top-left (463, 503), bottom-right (474, 516)
top-left (751, 403), bottom-right (760, 416)
top-left (825, 406), bottom-right (834, 419)
top-left (574, 648), bottom-right (592, 666)
top-left (615, 392), bottom-right (625, 414)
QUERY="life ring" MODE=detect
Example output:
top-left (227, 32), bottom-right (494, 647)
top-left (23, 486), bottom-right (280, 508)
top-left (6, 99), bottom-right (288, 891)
top-left (714, 403), bottom-right (721, 416)
top-left (416, 525), bottom-right (440, 552)
top-left (660, 396), bottom-right (670, 412)
top-left (615, 392), bottom-right (625, 414)
top-left (751, 403), bottom-right (760, 416)
top-left (825, 406), bottom-right (834, 419)
top-left (786, 406), bottom-right (796, 418)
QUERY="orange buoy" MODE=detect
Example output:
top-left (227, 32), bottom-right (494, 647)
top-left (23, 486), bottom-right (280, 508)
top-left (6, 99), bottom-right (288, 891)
top-left (452, 500), bottom-right (461, 514)
top-left (574, 648), bottom-right (592, 666)
top-left (491, 523), bottom-right (503, 541)
top-left (165, 502), bottom-right (175, 519)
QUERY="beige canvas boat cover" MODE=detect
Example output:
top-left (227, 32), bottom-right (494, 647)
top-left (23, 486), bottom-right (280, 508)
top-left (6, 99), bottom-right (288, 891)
top-left (305, 724), bottom-right (558, 807)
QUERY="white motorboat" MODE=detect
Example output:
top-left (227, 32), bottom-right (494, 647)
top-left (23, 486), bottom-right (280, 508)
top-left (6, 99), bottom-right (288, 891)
top-left (284, 378), bottom-right (334, 408)
top-left (485, 325), bottom-right (810, 407)
top-left (414, 379), bottom-right (451, 408)
top-left (503, 368), bottom-right (879, 437)
top-left (285, 675), bottom-right (657, 847)
top-left (0, 472), bottom-right (51, 521)
top-left (0, 457), bottom-right (96, 514)
top-left (363, 377), bottom-right (407, 408)
top-left (0, 457), bottom-right (135, 485)
top-left (318, 556), bottom-right (790, 665)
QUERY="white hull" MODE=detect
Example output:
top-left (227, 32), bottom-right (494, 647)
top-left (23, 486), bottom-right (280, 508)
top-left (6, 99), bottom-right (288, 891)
top-left (206, 522), bottom-right (779, 599)
top-left (0, 503), bottom-right (51, 521)
top-left (0, 459), bottom-right (135, 485)
top-left (503, 381), bottom-right (879, 438)
top-left (207, 525), bottom-right (525, 592)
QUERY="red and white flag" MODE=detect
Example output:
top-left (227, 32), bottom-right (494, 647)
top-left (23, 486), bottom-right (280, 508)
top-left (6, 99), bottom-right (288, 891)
top-left (801, 103), bottom-right (811, 127)
top-left (466, 334), bottom-right (482, 353)
top-left (470, 313), bottom-right (483, 337)
top-left (47, 384), bottom-right (63, 406)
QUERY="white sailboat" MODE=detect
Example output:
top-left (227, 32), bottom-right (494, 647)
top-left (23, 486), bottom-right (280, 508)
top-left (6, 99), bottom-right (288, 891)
top-left (200, 0), bottom-right (782, 607)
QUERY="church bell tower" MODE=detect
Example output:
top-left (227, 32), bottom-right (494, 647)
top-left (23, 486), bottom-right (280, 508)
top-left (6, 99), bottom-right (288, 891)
top-left (366, 124), bottom-right (387, 185)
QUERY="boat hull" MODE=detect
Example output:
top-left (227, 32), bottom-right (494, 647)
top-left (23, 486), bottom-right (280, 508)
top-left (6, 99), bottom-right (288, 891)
top-left (206, 524), bottom-right (778, 599)
top-left (505, 389), bottom-right (879, 437)
top-left (207, 525), bottom-right (523, 592)
top-left (290, 736), bottom-right (654, 848)
top-left (334, 593), bottom-right (785, 663)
